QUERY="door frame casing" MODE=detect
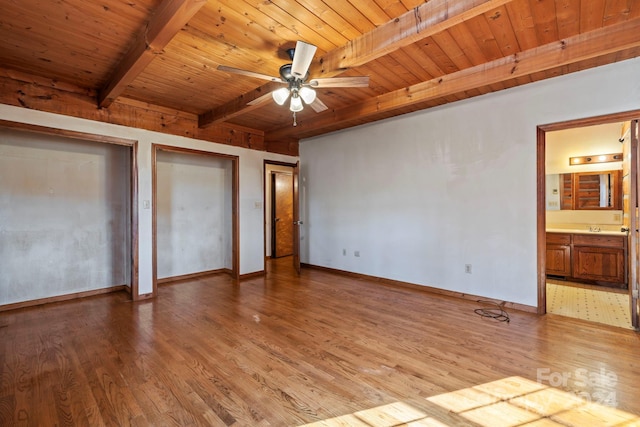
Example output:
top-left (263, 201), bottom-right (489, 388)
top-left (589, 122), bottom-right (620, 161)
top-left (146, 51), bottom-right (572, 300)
top-left (263, 160), bottom-right (298, 272)
top-left (293, 161), bottom-right (301, 274)
top-left (537, 110), bottom-right (640, 320)
top-left (630, 119), bottom-right (639, 328)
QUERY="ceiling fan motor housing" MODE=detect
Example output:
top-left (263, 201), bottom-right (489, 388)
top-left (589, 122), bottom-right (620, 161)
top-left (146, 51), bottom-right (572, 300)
top-left (279, 63), bottom-right (309, 82)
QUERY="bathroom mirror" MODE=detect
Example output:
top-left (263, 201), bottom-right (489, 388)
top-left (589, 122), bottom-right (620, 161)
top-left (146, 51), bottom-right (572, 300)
top-left (546, 170), bottom-right (622, 210)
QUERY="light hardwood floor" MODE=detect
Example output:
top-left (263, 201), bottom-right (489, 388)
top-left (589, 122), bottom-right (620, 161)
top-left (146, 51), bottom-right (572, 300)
top-left (1, 257), bottom-right (639, 426)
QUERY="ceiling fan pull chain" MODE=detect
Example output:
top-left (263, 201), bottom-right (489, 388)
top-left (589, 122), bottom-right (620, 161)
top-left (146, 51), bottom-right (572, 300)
top-left (293, 111), bottom-right (297, 127)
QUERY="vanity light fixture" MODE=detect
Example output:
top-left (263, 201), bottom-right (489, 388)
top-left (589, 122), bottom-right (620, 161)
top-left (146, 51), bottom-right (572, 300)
top-left (569, 153), bottom-right (623, 166)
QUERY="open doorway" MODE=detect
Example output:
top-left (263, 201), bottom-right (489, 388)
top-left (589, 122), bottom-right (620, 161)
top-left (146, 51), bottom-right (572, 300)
top-left (0, 121), bottom-right (138, 308)
top-left (538, 112), bottom-right (640, 330)
top-left (152, 145), bottom-right (239, 296)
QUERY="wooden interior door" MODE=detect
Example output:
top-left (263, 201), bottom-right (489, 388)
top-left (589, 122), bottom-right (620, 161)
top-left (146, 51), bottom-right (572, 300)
top-left (272, 172), bottom-right (293, 257)
top-left (630, 119), bottom-right (640, 329)
top-left (293, 161), bottom-right (301, 274)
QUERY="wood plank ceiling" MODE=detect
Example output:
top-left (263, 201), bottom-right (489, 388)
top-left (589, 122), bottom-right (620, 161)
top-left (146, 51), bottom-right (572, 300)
top-left (1, 0), bottom-right (639, 155)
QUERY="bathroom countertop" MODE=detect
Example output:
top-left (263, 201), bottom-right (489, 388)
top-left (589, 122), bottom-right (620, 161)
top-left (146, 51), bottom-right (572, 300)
top-left (546, 228), bottom-right (627, 236)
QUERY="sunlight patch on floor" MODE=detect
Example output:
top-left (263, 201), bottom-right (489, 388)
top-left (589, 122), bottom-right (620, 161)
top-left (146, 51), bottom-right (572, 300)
top-left (300, 376), bottom-right (640, 426)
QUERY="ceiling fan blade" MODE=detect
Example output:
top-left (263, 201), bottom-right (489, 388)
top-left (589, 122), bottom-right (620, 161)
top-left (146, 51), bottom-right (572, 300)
top-left (217, 65), bottom-right (284, 83)
top-left (308, 76), bottom-right (370, 88)
top-left (247, 92), bottom-right (274, 106)
top-left (291, 41), bottom-right (317, 79)
top-left (309, 97), bottom-right (328, 113)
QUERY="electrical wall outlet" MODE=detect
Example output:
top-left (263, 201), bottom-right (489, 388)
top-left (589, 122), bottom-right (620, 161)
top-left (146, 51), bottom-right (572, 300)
top-left (465, 264), bottom-right (472, 274)
top-left (354, 250), bottom-right (360, 257)
top-left (342, 249), bottom-right (346, 256)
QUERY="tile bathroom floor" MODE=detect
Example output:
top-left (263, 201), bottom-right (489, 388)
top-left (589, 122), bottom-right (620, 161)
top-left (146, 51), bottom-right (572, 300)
top-left (546, 279), bottom-right (632, 329)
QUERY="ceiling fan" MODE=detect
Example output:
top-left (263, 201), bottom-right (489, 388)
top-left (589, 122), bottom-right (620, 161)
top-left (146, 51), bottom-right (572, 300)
top-left (217, 41), bottom-right (369, 125)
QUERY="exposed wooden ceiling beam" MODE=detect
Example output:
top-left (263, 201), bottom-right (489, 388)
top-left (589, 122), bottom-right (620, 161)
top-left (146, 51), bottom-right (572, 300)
top-left (315, 0), bottom-right (514, 78)
top-left (198, 0), bottom-right (509, 129)
top-left (98, 0), bottom-right (207, 108)
top-left (266, 17), bottom-right (640, 142)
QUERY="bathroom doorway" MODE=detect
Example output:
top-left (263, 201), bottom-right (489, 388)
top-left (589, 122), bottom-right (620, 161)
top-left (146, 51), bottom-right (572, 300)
top-left (538, 112), bottom-right (640, 330)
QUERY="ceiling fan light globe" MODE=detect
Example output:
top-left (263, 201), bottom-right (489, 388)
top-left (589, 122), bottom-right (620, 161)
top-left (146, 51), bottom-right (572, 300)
top-left (272, 88), bottom-right (290, 105)
top-left (299, 86), bottom-right (316, 104)
top-left (290, 95), bottom-right (304, 112)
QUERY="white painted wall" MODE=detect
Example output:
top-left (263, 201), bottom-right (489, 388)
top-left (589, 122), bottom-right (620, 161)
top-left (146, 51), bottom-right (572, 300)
top-left (156, 151), bottom-right (233, 278)
top-left (545, 173), bottom-right (561, 211)
top-left (299, 57), bottom-right (640, 308)
top-left (0, 104), bottom-right (297, 300)
top-left (546, 123), bottom-right (625, 175)
top-left (0, 128), bottom-right (130, 305)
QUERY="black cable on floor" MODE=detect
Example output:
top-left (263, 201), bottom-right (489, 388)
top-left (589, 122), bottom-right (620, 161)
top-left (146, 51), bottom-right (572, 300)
top-left (474, 300), bottom-right (510, 323)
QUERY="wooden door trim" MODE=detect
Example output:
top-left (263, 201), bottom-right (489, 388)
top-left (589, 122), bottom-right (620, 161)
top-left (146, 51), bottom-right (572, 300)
top-left (631, 120), bottom-right (639, 329)
top-left (152, 144), bottom-right (240, 296)
top-left (293, 161), bottom-right (301, 274)
top-left (130, 141), bottom-right (140, 300)
top-left (537, 126), bottom-right (546, 314)
top-left (270, 172), bottom-right (276, 257)
top-left (537, 109), bottom-right (640, 316)
top-left (0, 119), bottom-right (137, 146)
top-left (0, 119), bottom-right (140, 301)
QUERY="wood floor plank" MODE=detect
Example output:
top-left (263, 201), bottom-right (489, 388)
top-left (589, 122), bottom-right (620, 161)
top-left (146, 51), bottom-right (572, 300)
top-left (0, 257), bottom-right (639, 425)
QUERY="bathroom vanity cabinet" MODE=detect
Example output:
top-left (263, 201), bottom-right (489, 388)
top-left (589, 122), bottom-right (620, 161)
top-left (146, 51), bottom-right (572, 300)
top-left (546, 231), bottom-right (627, 288)
top-left (546, 233), bottom-right (572, 277)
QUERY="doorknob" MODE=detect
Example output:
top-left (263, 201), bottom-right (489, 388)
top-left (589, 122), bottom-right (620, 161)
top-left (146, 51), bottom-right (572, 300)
top-left (293, 221), bottom-right (304, 225)
top-left (274, 218), bottom-right (280, 222)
